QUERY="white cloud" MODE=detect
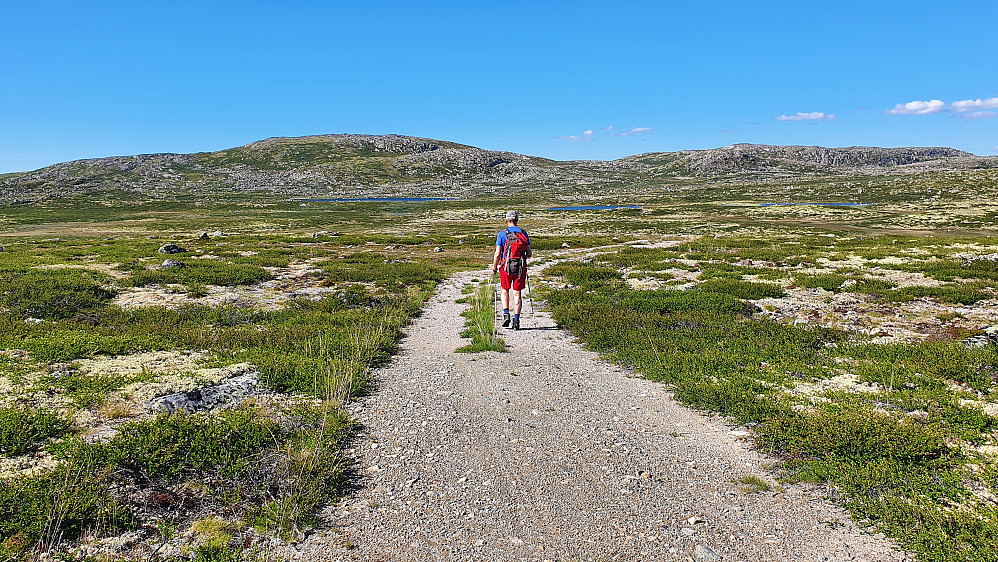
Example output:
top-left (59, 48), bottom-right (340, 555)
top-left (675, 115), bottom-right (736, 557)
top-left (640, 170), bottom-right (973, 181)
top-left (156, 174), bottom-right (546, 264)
top-left (959, 111), bottom-right (998, 120)
top-left (885, 100), bottom-right (946, 115)
top-left (776, 112), bottom-right (836, 121)
top-left (617, 126), bottom-right (653, 136)
top-left (951, 97), bottom-right (998, 112)
top-left (560, 125), bottom-right (653, 141)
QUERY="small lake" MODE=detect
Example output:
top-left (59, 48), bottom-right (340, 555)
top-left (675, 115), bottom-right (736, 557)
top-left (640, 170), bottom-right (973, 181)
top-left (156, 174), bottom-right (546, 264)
top-left (548, 205), bottom-right (642, 211)
top-left (302, 197), bottom-right (449, 202)
top-left (759, 203), bottom-right (870, 207)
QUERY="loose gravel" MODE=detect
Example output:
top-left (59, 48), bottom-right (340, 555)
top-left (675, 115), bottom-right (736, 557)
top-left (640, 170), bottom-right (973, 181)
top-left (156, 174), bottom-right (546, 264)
top-left (283, 270), bottom-right (912, 561)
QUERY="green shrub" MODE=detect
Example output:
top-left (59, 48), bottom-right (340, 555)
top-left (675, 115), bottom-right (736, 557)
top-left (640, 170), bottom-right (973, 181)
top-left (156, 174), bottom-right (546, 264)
top-left (0, 459), bottom-right (131, 558)
top-left (544, 262), bottom-right (621, 287)
top-left (529, 235), bottom-right (622, 251)
top-left (38, 370), bottom-right (153, 408)
top-left (319, 253), bottom-right (443, 290)
top-left (885, 284), bottom-right (993, 305)
top-left (884, 259), bottom-right (998, 282)
top-left (761, 409), bottom-right (948, 463)
top-left (695, 278), bottom-right (785, 299)
top-left (618, 289), bottom-right (747, 315)
top-left (795, 274), bottom-right (897, 294)
top-left (130, 261), bottom-right (272, 287)
top-left (93, 408), bottom-right (278, 478)
top-left (250, 403), bottom-right (353, 533)
top-left (699, 262), bottom-right (758, 280)
top-left (795, 273), bottom-right (850, 291)
top-left (0, 269), bottom-right (116, 320)
top-left (0, 408), bottom-right (72, 456)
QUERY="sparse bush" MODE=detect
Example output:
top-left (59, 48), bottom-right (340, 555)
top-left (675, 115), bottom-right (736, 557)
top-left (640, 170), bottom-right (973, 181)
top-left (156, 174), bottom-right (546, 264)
top-left (0, 458), bottom-right (132, 559)
top-left (130, 261), bottom-right (272, 287)
top-left (0, 407), bottom-right (72, 456)
top-left (93, 407), bottom-right (278, 478)
top-left (695, 278), bottom-right (785, 299)
top-left (319, 252), bottom-right (443, 290)
top-left (544, 262), bottom-right (621, 287)
top-left (0, 269), bottom-right (116, 320)
top-left (760, 408), bottom-right (948, 463)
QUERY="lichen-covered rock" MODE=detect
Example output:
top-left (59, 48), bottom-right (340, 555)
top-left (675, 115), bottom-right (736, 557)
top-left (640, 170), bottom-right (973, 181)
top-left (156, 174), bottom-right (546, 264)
top-left (147, 368), bottom-right (261, 414)
top-left (158, 243), bottom-right (187, 254)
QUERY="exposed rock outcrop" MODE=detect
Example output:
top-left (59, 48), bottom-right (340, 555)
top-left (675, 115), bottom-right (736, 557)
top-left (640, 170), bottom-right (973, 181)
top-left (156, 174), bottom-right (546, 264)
top-left (2, 135), bottom-right (996, 203)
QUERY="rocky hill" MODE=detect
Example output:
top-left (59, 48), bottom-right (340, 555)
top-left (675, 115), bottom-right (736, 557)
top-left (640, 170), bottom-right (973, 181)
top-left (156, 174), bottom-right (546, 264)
top-left (2, 135), bottom-right (995, 203)
top-left (623, 144), bottom-right (985, 176)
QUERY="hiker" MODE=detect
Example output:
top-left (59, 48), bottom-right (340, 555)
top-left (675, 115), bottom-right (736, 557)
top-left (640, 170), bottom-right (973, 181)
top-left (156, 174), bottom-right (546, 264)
top-left (492, 210), bottom-right (532, 330)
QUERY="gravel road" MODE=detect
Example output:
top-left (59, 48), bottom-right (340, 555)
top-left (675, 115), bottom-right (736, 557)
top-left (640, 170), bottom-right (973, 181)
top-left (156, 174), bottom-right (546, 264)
top-left (285, 270), bottom-right (912, 561)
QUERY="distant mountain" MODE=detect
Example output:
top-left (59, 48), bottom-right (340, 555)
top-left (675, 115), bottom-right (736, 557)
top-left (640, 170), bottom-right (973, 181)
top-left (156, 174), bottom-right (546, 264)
top-left (2, 135), bottom-right (995, 203)
top-left (623, 144), bottom-right (982, 175)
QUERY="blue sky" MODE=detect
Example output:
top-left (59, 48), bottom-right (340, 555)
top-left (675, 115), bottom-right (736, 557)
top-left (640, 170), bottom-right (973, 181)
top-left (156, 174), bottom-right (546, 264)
top-left (1, 0), bottom-right (996, 173)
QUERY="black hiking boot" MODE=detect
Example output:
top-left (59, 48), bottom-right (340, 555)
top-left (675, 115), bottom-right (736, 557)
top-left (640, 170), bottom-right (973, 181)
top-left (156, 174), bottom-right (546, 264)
top-left (512, 318), bottom-right (520, 330)
top-left (502, 313), bottom-right (511, 327)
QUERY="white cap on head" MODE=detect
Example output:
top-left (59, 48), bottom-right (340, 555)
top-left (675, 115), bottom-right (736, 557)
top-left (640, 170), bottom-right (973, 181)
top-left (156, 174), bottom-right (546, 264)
top-left (505, 210), bottom-right (518, 221)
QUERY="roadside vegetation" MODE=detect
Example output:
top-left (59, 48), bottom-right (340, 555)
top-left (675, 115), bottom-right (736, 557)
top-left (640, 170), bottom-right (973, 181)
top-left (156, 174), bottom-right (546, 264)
top-left (0, 229), bottom-right (445, 561)
top-left (541, 234), bottom-right (998, 562)
top-left (456, 280), bottom-right (505, 353)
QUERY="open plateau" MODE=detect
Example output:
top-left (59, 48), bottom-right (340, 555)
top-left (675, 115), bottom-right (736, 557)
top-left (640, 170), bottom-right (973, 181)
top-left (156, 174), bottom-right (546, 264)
top-left (2, 134), bottom-right (998, 562)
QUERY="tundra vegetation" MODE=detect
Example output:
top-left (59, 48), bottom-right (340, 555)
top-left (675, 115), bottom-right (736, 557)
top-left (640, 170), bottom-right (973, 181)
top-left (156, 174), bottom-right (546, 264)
top-left (1, 136), bottom-right (998, 561)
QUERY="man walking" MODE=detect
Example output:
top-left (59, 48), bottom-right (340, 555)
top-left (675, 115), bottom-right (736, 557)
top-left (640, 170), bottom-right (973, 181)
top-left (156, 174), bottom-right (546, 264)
top-left (492, 210), bottom-right (532, 330)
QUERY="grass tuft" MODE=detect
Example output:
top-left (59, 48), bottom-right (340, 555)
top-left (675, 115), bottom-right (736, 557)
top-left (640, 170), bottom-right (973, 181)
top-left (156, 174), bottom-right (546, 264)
top-left (457, 281), bottom-right (506, 353)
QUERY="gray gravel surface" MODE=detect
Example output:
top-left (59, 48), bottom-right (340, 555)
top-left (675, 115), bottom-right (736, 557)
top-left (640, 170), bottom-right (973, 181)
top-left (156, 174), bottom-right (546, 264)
top-left (283, 271), bottom-right (912, 561)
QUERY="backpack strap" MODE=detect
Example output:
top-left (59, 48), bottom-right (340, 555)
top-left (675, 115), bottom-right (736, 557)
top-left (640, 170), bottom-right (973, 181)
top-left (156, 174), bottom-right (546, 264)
top-left (502, 228), bottom-right (513, 265)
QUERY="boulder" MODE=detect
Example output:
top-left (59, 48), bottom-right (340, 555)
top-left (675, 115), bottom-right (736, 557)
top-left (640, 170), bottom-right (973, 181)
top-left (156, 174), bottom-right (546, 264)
top-left (147, 369), bottom-right (261, 414)
top-left (198, 231), bottom-right (209, 240)
top-left (158, 243), bottom-right (188, 254)
top-left (162, 259), bottom-right (185, 269)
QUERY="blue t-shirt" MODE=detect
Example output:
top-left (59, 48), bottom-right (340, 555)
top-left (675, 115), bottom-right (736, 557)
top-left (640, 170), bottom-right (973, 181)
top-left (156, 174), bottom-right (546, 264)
top-left (496, 226), bottom-right (530, 252)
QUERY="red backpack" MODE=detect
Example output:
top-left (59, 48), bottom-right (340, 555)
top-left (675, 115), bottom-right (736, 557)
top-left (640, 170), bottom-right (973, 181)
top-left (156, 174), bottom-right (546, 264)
top-left (503, 228), bottom-right (529, 278)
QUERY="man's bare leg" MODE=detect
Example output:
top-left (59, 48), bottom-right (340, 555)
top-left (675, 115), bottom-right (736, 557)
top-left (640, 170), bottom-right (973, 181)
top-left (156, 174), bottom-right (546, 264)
top-left (511, 290), bottom-right (522, 315)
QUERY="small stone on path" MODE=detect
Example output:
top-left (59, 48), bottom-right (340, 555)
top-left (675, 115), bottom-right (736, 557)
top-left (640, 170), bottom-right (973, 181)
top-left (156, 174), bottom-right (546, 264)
top-left (695, 544), bottom-right (723, 561)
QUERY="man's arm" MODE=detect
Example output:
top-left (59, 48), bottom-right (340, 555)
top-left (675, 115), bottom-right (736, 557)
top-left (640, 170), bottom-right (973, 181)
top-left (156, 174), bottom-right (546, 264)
top-left (492, 244), bottom-right (502, 272)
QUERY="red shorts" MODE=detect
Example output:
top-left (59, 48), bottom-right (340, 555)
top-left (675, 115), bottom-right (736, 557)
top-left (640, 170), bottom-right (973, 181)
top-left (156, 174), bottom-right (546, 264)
top-left (499, 268), bottom-right (526, 291)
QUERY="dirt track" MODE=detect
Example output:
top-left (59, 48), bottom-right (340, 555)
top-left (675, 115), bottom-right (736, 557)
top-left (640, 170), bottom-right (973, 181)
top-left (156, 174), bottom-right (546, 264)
top-left (284, 270), bottom-right (911, 561)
